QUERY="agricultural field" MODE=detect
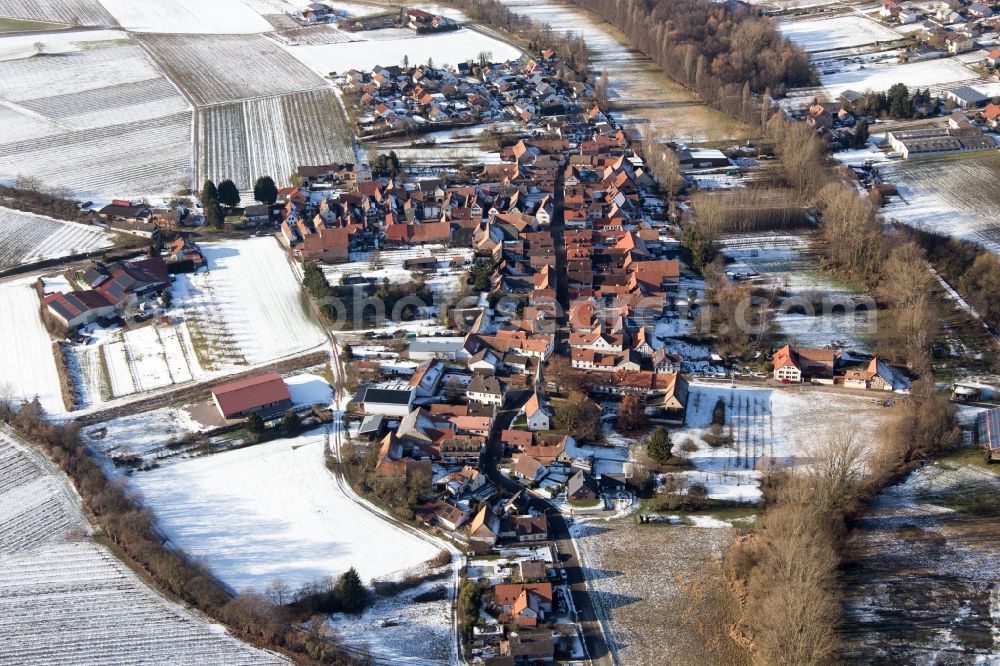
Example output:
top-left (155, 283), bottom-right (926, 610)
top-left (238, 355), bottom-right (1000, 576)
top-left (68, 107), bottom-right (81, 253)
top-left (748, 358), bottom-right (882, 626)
top-left (130, 430), bottom-right (441, 591)
top-left (270, 24), bottom-right (356, 46)
top-left (0, 280), bottom-right (65, 415)
top-left (672, 383), bottom-right (893, 503)
top-left (718, 233), bottom-right (876, 350)
top-left (0, 32), bottom-right (193, 199)
top-left (0, 0), bottom-right (113, 27)
top-left (880, 151), bottom-right (1000, 254)
top-left (572, 521), bottom-right (736, 666)
top-left (189, 238), bottom-right (326, 366)
top-left (97, 0), bottom-right (273, 34)
top-left (99, 323), bottom-right (199, 398)
top-left (0, 431), bottom-right (287, 665)
top-left (200, 89), bottom-right (356, 193)
top-left (839, 450), bottom-right (1000, 663)
top-left (498, 0), bottom-right (740, 143)
top-left (780, 15), bottom-right (902, 53)
top-left (0, 207), bottom-right (112, 270)
top-left (140, 33), bottom-right (327, 106)
top-left (820, 56), bottom-right (979, 99)
top-left (285, 27), bottom-right (521, 77)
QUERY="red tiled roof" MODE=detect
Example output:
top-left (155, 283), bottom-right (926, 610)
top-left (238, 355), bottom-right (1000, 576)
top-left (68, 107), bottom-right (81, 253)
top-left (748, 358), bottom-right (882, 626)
top-left (211, 373), bottom-right (290, 417)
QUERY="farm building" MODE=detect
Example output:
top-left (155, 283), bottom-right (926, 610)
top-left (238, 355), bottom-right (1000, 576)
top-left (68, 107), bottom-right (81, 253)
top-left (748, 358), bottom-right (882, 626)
top-left (211, 373), bottom-right (292, 420)
top-left (408, 337), bottom-right (469, 361)
top-left (978, 408), bottom-right (1000, 461)
top-left (355, 381), bottom-right (415, 416)
top-left (886, 126), bottom-right (994, 158)
top-left (44, 290), bottom-right (117, 329)
top-left (773, 345), bottom-right (838, 383)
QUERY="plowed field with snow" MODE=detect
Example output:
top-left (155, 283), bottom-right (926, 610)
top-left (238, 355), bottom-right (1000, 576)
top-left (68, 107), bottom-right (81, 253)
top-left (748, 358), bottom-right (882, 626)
top-left (0, 0), bottom-right (113, 26)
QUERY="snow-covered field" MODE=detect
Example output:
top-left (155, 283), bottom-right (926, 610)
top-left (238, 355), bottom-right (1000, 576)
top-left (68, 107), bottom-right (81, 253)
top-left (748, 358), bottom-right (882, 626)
top-left (97, 0), bottom-right (273, 34)
top-left (323, 245), bottom-right (472, 297)
top-left (572, 520), bottom-right (734, 665)
top-left (718, 233), bottom-right (877, 350)
top-left (327, 577), bottom-right (452, 666)
top-left (200, 89), bottom-right (355, 193)
top-left (780, 15), bottom-right (901, 53)
top-left (841, 456), bottom-right (1000, 663)
top-left (0, 430), bottom-right (287, 665)
top-left (0, 207), bottom-right (111, 270)
top-left (0, 32), bottom-right (192, 199)
top-left (130, 430), bottom-right (439, 591)
top-left (0, 281), bottom-right (64, 415)
top-left (879, 151), bottom-right (1000, 253)
top-left (0, 0), bottom-right (114, 27)
top-left (672, 383), bottom-right (892, 503)
top-left (139, 33), bottom-right (326, 106)
top-left (85, 407), bottom-right (206, 464)
top-left (285, 26), bottom-right (521, 76)
top-left (821, 56), bottom-right (978, 99)
top-left (196, 238), bottom-right (325, 365)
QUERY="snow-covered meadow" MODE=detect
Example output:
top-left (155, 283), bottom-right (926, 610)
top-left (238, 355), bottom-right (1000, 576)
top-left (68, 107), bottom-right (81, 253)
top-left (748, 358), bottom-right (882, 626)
top-left (820, 56), bottom-right (978, 99)
top-left (322, 245), bottom-right (473, 297)
top-left (194, 238), bottom-right (326, 365)
top-left (97, 0), bottom-right (274, 34)
top-left (130, 430), bottom-right (440, 591)
top-left (285, 26), bottom-right (521, 75)
top-left (0, 431), bottom-right (287, 665)
top-left (0, 280), bottom-right (65, 415)
top-left (0, 207), bottom-right (112, 270)
top-left (780, 15), bottom-right (901, 53)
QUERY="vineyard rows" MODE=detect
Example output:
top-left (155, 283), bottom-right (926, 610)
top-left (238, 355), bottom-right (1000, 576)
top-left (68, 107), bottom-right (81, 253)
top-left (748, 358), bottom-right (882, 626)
top-left (0, 432), bottom-right (287, 665)
top-left (272, 24), bottom-right (355, 46)
top-left (0, 207), bottom-right (111, 270)
top-left (201, 89), bottom-right (355, 192)
top-left (0, 38), bottom-right (194, 199)
top-left (0, 112), bottom-right (193, 200)
top-left (0, 434), bottom-right (83, 554)
top-left (0, 0), bottom-right (113, 26)
top-left (140, 33), bottom-right (327, 106)
top-left (18, 78), bottom-right (182, 120)
top-left (0, 45), bottom-right (164, 104)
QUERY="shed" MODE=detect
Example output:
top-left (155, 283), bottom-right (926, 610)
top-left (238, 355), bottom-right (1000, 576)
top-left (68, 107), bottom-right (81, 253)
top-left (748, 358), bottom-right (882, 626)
top-left (211, 373), bottom-right (292, 420)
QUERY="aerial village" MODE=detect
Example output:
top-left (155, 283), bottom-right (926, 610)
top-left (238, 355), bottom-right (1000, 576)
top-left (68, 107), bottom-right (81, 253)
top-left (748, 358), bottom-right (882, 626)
top-left (4, 0), bottom-right (1000, 665)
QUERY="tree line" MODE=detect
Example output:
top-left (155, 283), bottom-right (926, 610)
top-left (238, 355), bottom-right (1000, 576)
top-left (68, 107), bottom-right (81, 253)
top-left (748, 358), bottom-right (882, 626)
top-left (569, 0), bottom-right (813, 122)
top-left (0, 399), bottom-right (364, 664)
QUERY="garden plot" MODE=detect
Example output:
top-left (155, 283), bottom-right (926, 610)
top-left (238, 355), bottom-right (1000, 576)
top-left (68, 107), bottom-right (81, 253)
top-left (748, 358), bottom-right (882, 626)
top-left (198, 239), bottom-right (325, 365)
top-left (97, 0), bottom-right (273, 34)
top-left (326, 576), bottom-right (452, 666)
top-left (0, 0), bottom-right (114, 27)
top-left (840, 455), bottom-right (1000, 663)
top-left (0, 34), bottom-right (193, 199)
top-left (368, 126), bottom-right (504, 171)
top-left (200, 89), bottom-right (355, 193)
top-left (719, 233), bottom-right (876, 350)
top-left (0, 431), bottom-right (287, 665)
top-left (322, 245), bottom-right (473, 297)
top-left (84, 407), bottom-right (206, 466)
top-left (0, 207), bottom-right (111, 270)
top-left (820, 56), bottom-right (978, 99)
top-left (780, 15), bottom-right (901, 53)
top-left (130, 430), bottom-right (439, 591)
top-left (572, 521), bottom-right (734, 666)
top-left (498, 0), bottom-right (738, 143)
top-left (140, 34), bottom-right (327, 106)
top-left (0, 281), bottom-right (64, 415)
top-left (880, 152), bottom-right (1000, 254)
top-left (285, 27), bottom-right (521, 77)
top-left (671, 383), bottom-right (891, 503)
